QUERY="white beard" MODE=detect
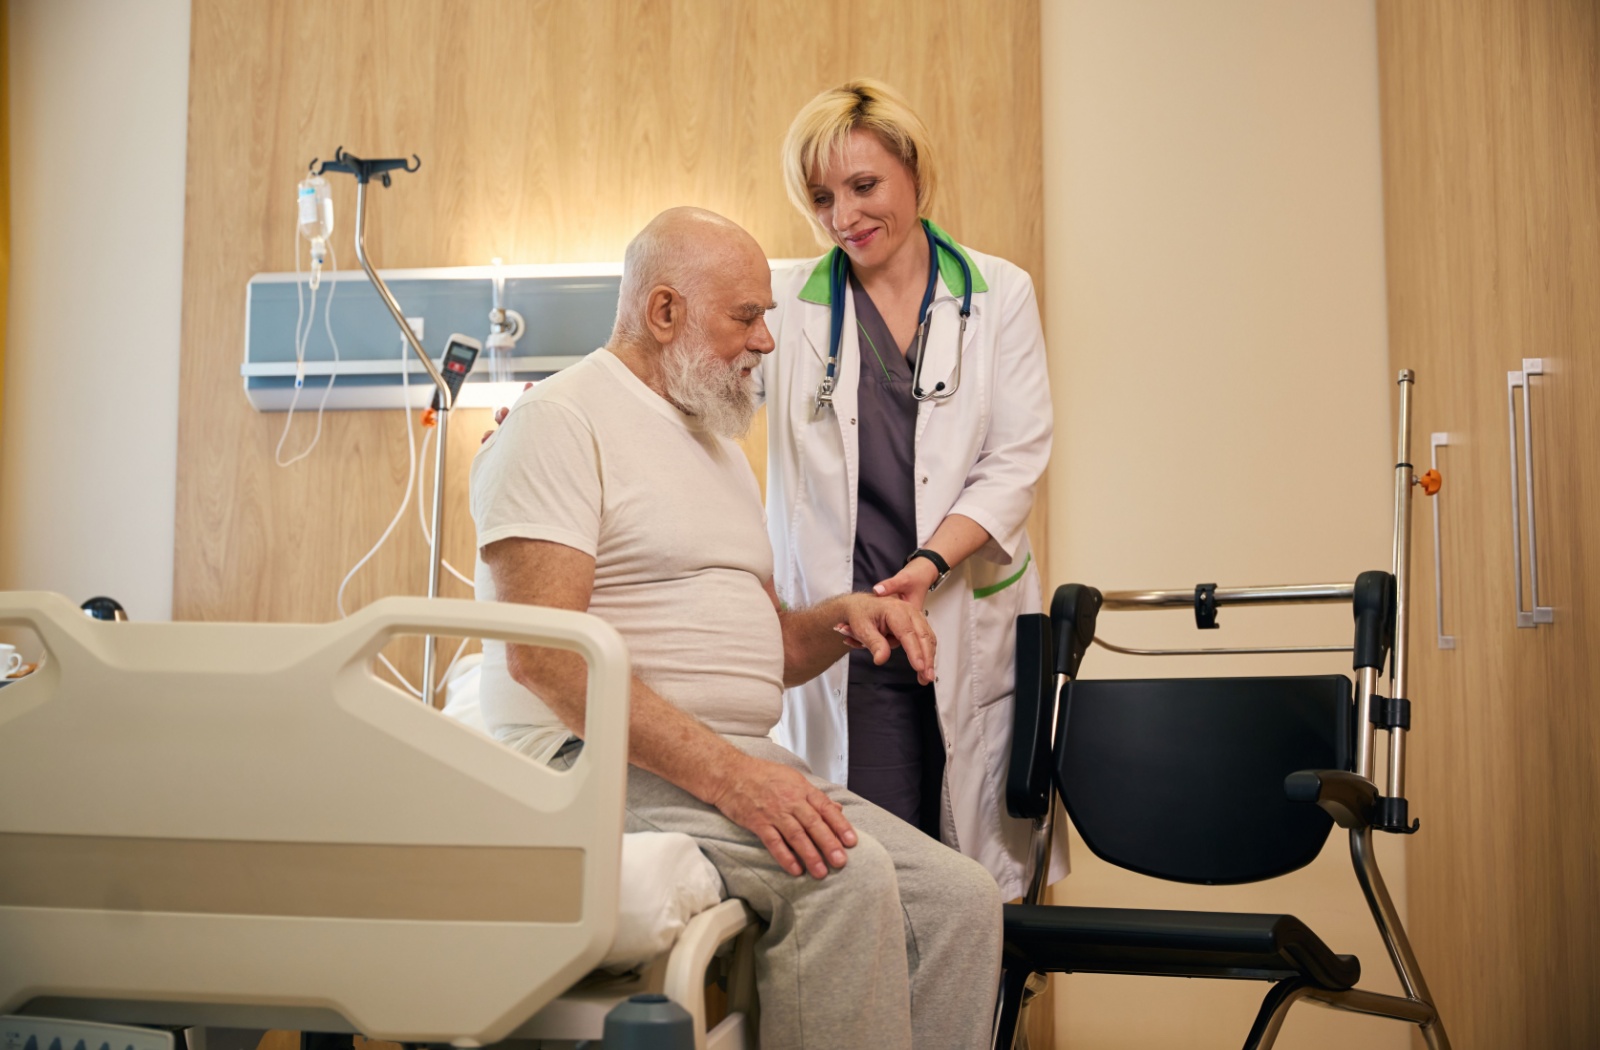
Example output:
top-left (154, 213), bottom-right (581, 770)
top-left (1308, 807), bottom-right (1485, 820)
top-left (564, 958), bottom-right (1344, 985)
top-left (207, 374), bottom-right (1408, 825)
top-left (661, 330), bottom-right (761, 439)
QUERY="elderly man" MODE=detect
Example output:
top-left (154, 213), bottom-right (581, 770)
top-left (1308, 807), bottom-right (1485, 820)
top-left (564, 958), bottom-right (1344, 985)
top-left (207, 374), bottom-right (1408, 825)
top-left (471, 207), bottom-right (1002, 1049)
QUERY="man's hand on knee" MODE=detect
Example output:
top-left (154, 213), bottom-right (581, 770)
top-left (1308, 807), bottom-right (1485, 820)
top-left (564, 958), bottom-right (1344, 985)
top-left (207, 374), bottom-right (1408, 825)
top-left (708, 754), bottom-right (858, 879)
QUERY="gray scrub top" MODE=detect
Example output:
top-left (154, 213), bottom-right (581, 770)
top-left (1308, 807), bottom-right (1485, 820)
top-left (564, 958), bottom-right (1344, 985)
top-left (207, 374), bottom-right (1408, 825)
top-left (847, 272), bottom-right (921, 684)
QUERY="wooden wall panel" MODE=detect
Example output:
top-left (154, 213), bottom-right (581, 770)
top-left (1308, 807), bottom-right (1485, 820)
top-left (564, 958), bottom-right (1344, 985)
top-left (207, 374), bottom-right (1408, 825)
top-left (1376, 1), bottom-right (1600, 1046)
top-left (175, 0), bottom-right (1046, 634)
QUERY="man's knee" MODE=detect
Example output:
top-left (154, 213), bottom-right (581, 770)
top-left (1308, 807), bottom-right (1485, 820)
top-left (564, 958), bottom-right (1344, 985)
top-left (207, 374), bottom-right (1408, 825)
top-left (782, 831), bottom-right (904, 938)
top-left (834, 829), bottom-right (899, 895)
top-left (959, 853), bottom-right (1005, 929)
top-left (917, 846), bottom-right (1004, 936)
top-left (954, 848), bottom-right (1002, 901)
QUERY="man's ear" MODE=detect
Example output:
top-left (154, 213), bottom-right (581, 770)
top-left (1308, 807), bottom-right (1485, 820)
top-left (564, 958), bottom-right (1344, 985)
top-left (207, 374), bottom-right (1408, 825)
top-left (642, 285), bottom-right (682, 344)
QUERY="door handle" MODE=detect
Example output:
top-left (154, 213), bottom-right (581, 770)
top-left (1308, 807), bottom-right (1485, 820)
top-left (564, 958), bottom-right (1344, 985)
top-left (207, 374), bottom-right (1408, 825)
top-left (1430, 432), bottom-right (1455, 649)
top-left (1506, 359), bottom-right (1554, 628)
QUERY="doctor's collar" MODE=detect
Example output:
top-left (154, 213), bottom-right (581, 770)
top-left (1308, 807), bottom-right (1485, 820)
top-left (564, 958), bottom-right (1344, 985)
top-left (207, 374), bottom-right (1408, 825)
top-left (798, 219), bottom-right (988, 306)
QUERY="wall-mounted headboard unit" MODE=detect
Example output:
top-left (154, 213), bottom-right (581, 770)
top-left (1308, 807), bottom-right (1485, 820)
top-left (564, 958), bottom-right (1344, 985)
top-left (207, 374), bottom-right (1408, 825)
top-left (242, 263), bottom-right (622, 411)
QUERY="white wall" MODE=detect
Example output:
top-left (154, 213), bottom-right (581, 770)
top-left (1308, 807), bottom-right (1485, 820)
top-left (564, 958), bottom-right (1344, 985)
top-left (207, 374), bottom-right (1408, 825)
top-left (1, 0), bottom-right (190, 621)
top-left (1040, 2), bottom-right (1406, 1047)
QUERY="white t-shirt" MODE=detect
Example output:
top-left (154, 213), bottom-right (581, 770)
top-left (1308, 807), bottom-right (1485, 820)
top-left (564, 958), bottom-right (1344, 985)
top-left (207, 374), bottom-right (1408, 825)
top-left (470, 348), bottom-right (784, 754)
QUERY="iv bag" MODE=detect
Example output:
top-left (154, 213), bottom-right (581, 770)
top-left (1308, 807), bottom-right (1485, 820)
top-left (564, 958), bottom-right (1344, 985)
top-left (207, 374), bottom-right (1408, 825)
top-left (297, 176), bottom-right (334, 242)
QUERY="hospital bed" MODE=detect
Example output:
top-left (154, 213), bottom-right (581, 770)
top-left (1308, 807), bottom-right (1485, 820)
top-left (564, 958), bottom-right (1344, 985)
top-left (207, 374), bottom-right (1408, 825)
top-left (0, 592), bottom-right (757, 1050)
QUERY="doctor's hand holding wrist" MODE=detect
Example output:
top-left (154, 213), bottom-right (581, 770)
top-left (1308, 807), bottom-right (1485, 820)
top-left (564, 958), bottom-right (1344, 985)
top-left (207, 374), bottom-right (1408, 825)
top-left (871, 513), bottom-right (993, 613)
top-left (872, 555), bottom-right (940, 611)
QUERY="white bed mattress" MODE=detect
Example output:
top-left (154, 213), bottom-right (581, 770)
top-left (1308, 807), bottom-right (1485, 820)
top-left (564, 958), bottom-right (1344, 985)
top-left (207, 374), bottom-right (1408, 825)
top-left (442, 656), bottom-right (726, 970)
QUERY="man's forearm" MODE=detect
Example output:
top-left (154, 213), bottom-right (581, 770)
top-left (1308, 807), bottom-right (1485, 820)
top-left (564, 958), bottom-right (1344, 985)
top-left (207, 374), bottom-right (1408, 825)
top-left (507, 644), bottom-right (747, 803)
top-left (776, 595), bottom-right (856, 686)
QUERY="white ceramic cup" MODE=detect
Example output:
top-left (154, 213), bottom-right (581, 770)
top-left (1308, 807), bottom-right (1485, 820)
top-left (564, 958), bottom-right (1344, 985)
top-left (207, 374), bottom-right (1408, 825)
top-left (0, 643), bottom-right (22, 678)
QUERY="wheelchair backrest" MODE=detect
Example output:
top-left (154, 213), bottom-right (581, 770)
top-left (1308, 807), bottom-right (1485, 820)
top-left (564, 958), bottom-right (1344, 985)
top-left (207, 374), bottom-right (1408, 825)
top-left (1057, 674), bottom-right (1351, 885)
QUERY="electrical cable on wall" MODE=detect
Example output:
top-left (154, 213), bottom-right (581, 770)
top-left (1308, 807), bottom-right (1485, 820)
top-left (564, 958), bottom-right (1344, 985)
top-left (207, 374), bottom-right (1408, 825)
top-left (337, 338), bottom-right (422, 698)
top-left (332, 339), bottom-right (472, 701)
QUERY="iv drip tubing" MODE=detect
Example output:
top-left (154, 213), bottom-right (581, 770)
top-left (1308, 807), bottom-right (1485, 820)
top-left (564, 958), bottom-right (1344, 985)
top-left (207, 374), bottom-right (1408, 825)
top-left (337, 340), bottom-right (422, 699)
top-left (275, 242), bottom-right (342, 467)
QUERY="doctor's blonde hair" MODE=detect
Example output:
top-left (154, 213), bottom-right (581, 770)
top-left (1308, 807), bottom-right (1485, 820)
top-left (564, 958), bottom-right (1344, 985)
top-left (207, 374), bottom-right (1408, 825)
top-left (781, 79), bottom-right (939, 246)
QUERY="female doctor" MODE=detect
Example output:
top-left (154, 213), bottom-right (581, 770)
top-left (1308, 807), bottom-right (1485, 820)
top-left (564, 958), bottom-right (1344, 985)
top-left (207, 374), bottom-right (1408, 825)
top-left (757, 80), bottom-right (1062, 899)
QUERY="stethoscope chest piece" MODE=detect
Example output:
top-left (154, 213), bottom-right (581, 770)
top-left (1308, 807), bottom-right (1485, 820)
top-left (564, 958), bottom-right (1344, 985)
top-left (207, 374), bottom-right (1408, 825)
top-left (813, 376), bottom-right (835, 417)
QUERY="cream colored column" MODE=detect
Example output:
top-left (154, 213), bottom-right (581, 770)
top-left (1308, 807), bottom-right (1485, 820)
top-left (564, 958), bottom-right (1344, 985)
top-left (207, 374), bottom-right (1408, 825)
top-left (0, 0), bottom-right (189, 619)
top-left (1040, 2), bottom-right (1405, 1047)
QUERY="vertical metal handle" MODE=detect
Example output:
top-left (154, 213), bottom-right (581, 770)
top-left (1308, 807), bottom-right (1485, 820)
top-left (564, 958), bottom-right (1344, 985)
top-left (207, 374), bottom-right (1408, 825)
top-left (1387, 371), bottom-right (1415, 803)
top-left (1519, 359), bottom-right (1553, 625)
top-left (1391, 371), bottom-right (1415, 704)
top-left (1506, 360), bottom-right (1554, 628)
top-left (1430, 432), bottom-right (1455, 649)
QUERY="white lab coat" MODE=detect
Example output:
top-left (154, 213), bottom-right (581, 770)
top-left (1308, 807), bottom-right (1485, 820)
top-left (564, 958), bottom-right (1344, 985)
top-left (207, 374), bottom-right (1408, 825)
top-left (755, 230), bottom-right (1067, 899)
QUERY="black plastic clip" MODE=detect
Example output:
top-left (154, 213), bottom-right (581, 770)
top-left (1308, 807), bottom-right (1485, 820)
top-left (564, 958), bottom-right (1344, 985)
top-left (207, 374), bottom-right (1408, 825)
top-left (1369, 694), bottom-right (1412, 731)
top-left (1374, 796), bottom-right (1420, 834)
top-left (311, 146), bottom-right (422, 187)
top-left (1194, 583), bottom-right (1219, 630)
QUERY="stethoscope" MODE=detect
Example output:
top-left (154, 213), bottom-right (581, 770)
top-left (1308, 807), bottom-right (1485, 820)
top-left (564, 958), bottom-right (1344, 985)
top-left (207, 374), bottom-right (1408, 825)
top-left (814, 220), bottom-right (973, 416)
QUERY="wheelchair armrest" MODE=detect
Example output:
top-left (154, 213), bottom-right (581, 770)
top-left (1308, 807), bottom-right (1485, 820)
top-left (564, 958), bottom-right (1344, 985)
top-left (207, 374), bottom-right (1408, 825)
top-left (1007, 613), bottom-right (1055, 819)
top-left (1285, 769), bottom-right (1377, 829)
top-left (1008, 587), bottom-right (1103, 820)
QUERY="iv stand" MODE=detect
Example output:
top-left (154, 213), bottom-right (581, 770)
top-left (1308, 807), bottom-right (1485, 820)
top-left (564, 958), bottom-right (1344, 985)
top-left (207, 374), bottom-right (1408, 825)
top-left (312, 148), bottom-right (451, 704)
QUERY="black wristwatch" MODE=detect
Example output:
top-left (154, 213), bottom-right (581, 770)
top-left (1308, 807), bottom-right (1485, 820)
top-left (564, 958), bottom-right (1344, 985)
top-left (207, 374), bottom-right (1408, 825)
top-left (906, 548), bottom-right (952, 593)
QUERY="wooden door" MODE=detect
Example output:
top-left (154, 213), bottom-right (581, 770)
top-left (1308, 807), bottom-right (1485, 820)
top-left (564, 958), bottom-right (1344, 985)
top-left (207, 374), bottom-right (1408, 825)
top-left (1377, 1), bottom-right (1600, 1046)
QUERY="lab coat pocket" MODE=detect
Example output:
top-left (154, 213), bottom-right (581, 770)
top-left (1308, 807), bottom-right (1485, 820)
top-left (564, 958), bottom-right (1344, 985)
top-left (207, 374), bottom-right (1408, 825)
top-left (965, 556), bottom-right (1029, 709)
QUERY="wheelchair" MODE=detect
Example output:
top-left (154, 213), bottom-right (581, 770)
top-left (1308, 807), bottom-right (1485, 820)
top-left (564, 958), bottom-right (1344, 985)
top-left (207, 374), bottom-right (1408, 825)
top-left (994, 371), bottom-right (1450, 1050)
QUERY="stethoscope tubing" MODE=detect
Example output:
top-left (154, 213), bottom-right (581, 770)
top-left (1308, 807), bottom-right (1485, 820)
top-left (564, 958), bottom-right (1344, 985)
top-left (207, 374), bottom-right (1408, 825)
top-left (814, 221), bottom-right (973, 415)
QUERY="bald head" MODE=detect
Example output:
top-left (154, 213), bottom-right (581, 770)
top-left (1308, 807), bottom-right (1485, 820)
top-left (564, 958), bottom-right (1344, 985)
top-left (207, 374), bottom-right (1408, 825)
top-left (605, 208), bottom-right (776, 437)
top-left (612, 207), bottom-right (768, 346)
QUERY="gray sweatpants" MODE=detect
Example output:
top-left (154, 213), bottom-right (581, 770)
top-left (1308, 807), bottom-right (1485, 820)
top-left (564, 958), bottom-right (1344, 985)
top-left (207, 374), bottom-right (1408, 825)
top-left (623, 735), bottom-right (1003, 1050)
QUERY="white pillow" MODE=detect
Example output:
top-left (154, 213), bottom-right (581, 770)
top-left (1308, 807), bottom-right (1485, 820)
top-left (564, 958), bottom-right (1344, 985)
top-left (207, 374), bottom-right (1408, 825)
top-left (605, 831), bottom-right (728, 971)
top-left (441, 654), bottom-right (490, 733)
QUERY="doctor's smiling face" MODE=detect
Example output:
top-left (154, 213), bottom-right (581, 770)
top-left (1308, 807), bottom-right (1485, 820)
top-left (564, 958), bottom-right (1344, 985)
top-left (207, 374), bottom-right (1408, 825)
top-left (809, 128), bottom-right (923, 276)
